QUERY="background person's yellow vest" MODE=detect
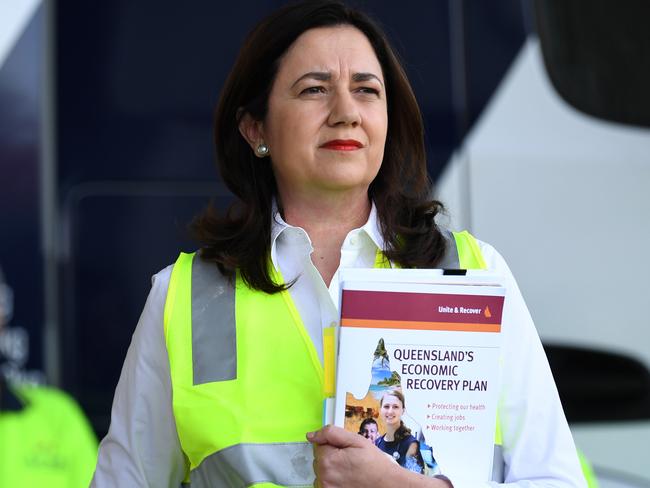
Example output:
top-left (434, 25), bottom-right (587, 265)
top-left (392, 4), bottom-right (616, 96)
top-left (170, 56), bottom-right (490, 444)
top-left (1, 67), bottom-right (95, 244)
top-left (0, 384), bottom-right (98, 487)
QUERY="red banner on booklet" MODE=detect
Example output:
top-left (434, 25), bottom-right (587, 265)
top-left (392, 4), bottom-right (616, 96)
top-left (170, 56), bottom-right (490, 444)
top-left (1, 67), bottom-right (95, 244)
top-left (341, 290), bottom-right (504, 332)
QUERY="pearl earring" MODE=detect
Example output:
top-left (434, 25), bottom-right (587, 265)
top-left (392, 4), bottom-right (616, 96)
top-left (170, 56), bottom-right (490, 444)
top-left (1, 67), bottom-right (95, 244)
top-left (256, 143), bottom-right (269, 156)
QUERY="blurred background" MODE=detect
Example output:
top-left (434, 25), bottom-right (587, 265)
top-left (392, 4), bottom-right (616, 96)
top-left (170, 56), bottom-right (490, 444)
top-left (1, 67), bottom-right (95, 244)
top-left (1, 0), bottom-right (648, 486)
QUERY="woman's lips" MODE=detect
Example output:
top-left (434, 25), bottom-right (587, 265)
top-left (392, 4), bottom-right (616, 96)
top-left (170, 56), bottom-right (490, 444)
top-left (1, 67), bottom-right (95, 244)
top-left (320, 139), bottom-right (363, 151)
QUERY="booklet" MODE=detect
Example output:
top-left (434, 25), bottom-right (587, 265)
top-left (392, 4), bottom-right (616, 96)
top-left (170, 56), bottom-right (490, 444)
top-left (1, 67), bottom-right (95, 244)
top-left (333, 268), bottom-right (506, 482)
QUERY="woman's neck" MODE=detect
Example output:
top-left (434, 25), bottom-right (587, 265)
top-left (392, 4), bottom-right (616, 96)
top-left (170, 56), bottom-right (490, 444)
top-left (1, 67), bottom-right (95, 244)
top-left (383, 423), bottom-right (398, 442)
top-left (279, 191), bottom-right (371, 287)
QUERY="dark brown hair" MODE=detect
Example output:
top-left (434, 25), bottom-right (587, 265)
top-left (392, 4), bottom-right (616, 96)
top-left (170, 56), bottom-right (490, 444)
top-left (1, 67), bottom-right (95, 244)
top-left (193, 0), bottom-right (446, 292)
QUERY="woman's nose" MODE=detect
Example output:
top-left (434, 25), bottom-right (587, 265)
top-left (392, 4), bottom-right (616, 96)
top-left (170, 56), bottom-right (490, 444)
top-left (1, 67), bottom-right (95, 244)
top-left (327, 90), bottom-right (361, 127)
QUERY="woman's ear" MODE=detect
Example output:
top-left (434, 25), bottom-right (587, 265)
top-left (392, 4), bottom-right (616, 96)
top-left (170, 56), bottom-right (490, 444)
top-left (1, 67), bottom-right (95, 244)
top-left (238, 112), bottom-right (266, 155)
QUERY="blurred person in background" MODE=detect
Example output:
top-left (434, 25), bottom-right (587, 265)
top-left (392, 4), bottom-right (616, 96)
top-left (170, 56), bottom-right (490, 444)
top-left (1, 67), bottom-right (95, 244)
top-left (0, 265), bottom-right (98, 487)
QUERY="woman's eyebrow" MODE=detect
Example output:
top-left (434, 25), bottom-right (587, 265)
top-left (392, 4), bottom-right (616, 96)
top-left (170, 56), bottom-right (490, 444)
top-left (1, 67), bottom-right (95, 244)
top-left (352, 72), bottom-right (384, 87)
top-left (291, 71), bottom-right (384, 87)
top-left (291, 71), bottom-right (331, 87)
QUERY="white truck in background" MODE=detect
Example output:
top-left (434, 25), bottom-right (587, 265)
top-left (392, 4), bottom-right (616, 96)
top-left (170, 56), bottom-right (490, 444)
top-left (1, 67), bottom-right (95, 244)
top-left (438, 37), bottom-right (650, 485)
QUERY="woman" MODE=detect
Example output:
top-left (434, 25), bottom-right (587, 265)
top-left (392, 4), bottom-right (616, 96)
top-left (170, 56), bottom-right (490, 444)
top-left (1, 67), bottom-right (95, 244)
top-left (92, 1), bottom-right (587, 487)
top-left (375, 390), bottom-right (420, 472)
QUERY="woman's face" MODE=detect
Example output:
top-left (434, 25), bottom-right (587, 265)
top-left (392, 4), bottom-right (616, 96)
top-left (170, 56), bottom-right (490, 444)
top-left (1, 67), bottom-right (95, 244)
top-left (257, 25), bottom-right (388, 202)
top-left (380, 394), bottom-right (404, 427)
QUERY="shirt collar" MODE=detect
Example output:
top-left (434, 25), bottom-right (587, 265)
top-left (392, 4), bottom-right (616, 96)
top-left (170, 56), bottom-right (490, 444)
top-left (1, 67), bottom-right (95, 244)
top-left (360, 201), bottom-right (384, 252)
top-left (270, 200), bottom-right (292, 270)
top-left (269, 200), bottom-right (385, 270)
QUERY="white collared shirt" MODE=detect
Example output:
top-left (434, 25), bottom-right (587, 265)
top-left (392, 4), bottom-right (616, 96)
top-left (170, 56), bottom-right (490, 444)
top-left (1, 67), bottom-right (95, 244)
top-left (270, 203), bottom-right (384, 362)
top-left (92, 208), bottom-right (586, 488)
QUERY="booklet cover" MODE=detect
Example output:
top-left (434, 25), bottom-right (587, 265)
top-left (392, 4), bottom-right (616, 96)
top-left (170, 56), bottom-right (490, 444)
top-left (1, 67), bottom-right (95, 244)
top-left (334, 269), bottom-right (505, 482)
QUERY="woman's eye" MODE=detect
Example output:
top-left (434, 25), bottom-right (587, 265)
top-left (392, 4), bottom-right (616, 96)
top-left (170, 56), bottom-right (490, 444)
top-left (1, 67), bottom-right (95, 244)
top-left (357, 87), bottom-right (380, 96)
top-left (300, 86), bottom-right (326, 95)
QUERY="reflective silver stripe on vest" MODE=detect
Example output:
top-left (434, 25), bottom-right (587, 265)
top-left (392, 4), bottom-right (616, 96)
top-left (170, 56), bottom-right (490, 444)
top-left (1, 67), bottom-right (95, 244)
top-left (189, 229), bottom-right (458, 385)
top-left (491, 444), bottom-right (505, 482)
top-left (191, 255), bottom-right (237, 385)
top-left (190, 442), bottom-right (314, 488)
top-left (437, 228), bottom-right (461, 269)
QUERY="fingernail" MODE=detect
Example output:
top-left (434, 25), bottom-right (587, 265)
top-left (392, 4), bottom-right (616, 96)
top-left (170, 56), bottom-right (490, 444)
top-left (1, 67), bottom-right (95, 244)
top-left (306, 431), bottom-right (315, 440)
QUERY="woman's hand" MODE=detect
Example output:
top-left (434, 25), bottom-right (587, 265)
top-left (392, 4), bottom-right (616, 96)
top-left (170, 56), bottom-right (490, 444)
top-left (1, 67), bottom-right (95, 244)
top-left (307, 425), bottom-right (393, 487)
top-left (307, 425), bottom-right (451, 488)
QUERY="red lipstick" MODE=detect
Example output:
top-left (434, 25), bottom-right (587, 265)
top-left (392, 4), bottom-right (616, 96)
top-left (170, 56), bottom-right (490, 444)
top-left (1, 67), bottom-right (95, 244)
top-left (320, 139), bottom-right (363, 151)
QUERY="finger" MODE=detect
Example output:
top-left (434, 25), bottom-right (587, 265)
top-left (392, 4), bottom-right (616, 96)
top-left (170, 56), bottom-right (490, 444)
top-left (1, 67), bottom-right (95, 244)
top-left (307, 424), bottom-right (367, 448)
top-left (306, 426), bottom-right (328, 445)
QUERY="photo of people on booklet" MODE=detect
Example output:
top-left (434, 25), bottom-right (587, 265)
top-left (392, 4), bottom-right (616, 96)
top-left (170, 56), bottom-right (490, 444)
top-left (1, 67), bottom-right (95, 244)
top-left (344, 339), bottom-right (441, 476)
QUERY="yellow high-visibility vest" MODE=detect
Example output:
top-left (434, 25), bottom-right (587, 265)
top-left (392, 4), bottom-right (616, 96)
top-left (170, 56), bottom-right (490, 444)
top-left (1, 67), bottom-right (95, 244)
top-left (164, 230), bottom-right (602, 487)
top-left (0, 384), bottom-right (98, 487)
